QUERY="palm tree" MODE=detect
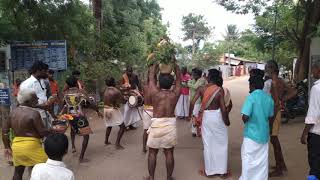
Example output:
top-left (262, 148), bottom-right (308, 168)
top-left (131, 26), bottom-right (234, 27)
top-left (224, 24), bottom-right (240, 41)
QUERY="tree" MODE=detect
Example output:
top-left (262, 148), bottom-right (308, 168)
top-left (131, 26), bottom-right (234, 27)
top-left (181, 13), bottom-right (212, 58)
top-left (216, 0), bottom-right (320, 81)
top-left (0, 0), bottom-right (167, 87)
top-left (224, 24), bottom-right (240, 41)
top-left (0, 0), bottom-right (95, 63)
top-left (191, 42), bottom-right (220, 69)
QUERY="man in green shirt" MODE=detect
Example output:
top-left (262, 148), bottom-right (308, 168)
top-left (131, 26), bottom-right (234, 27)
top-left (188, 68), bottom-right (207, 136)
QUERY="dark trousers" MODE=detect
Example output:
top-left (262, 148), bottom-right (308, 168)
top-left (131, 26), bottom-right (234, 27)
top-left (308, 133), bottom-right (320, 179)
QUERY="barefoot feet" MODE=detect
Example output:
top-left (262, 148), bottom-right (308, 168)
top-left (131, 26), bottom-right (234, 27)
top-left (142, 147), bottom-right (148, 153)
top-left (79, 158), bottom-right (90, 163)
top-left (115, 144), bottom-right (124, 150)
top-left (105, 141), bottom-right (111, 146)
top-left (144, 176), bottom-right (154, 180)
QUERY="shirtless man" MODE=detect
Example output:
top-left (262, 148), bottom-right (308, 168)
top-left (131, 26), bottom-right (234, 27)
top-left (2, 89), bottom-right (52, 180)
top-left (62, 76), bottom-right (101, 162)
top-left (189, 71), bottom-right (230, 178)
top-left (142, 71), bottom-right (155, 153)
top-left (104, 77), bottom-right (126, 149)
top-left (145, 63), bottom-right (181, 180)
top-left (265, 60), bottom-right (288, 177)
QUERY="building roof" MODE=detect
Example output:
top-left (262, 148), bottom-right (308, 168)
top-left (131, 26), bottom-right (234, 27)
top-left (219, 55), bottom-right (259, 65)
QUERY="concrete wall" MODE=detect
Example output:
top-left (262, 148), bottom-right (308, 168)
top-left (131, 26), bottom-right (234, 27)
top-left (309, 37), bottom-right (320, 92)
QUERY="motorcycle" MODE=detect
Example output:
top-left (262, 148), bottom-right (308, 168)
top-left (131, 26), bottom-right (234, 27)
top-left (281, 79), bottom-right (308, 124)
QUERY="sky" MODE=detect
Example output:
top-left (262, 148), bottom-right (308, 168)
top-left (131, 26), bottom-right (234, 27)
top-left (81, 0), bottom-right (255, 44)
top-left (158, 0), bottom-right (255, 44)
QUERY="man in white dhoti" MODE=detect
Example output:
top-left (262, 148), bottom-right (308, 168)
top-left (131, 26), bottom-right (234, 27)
top-left (121, 66), bottom-right (142, 129)
top-left (175, 67), bottom-right (191, 119)
top-left (190, 72), bottom-right (230, 178)
top-left (123, 102), bottom-right (142, 128)
top-left (144, 63), bottom-right (181, 180)
top-left (104, 77), bottom-right (126, 149)
top-left (188, 68), bottom-right (207, 137)
top-left (211, 69), bottom-right (233, 117)
top-left (240, 76), bottom-right (274, 180)
top-left (142, 72), bottom-right (154, 153)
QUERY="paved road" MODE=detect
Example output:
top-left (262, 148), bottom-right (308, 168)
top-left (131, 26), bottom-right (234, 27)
top-left (0, 76), bottom-right (309, 180)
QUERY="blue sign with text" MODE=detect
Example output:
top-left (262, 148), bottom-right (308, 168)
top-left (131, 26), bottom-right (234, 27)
top-left (0, 88), bottom-right (10, 106)
top-left (11, 40), bottom-right (67, 71)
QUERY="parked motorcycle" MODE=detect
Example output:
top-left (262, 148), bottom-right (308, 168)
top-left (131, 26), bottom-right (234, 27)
top-left (281, 79), bottom-right (308, 124)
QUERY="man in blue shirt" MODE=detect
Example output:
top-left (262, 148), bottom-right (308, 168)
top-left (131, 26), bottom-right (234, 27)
top-left (239, 76), bottom-right (274, 180)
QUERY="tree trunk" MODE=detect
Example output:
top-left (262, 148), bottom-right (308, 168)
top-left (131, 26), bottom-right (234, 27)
top-left (192, 30), bottom-right (195, 60)
top-left (92, 0), bottom-right (102, 61)
top-left (295, 0), bottom-right (320, 81)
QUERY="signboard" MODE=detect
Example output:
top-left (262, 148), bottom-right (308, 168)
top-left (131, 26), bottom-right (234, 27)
top-left (0, 88), bottom-right (10, 106)
top-left (10, 40), bottom-right (67, 71)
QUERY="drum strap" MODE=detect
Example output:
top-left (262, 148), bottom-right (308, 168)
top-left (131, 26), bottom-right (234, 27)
top-left (143, 109), bottom-right (152, 118)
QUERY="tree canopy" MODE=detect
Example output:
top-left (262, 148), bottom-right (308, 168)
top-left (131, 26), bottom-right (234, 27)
top-left (216, 0), bottom-right (320, 80)
top-left (181, 13), bottom-right (212, 57)
top-left (0, 0), bottom-right (167, 84)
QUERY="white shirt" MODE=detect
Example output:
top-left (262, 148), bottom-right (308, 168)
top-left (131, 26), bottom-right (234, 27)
top-left (305, 79), bottom-right (320, 135)
top-left (20, 75), bottom-right (47, 104)
top-left (263, 79), bottom-right (272, 95)
top-left (31, 159), bottom-right (75, 180)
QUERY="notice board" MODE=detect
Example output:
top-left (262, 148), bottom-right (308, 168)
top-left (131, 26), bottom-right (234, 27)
top-left (10, 40), bottom-right (67, 71)
top-left (0, 88), bottom-right (10, 106)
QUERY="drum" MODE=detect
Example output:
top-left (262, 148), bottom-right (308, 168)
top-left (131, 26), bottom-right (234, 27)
top-left (69, 115), bottom-right (93, 135)
top-left (128, 95), bottom-right (144, 108)
top-left (52, 120), bottom-right (68, 133)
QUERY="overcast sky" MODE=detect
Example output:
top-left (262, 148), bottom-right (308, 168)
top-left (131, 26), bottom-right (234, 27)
top-left (81, 0), bottom-right (255, 44)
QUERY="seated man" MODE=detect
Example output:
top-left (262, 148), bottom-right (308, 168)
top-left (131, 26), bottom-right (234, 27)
top-left (2, 88), bottom-right (52, 180)
top-left (104, 77), bottom-right (126, 149)
top-left (31, 133), bottom-right (74, 180)
top-left (145, 63), bottom-right (181, 180)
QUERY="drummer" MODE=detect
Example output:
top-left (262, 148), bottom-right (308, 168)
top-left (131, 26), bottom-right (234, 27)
top-left (103, 77), bottom-right (126, 149)
top-left (142, 71), bottom-right (154, 153)
top-left (121, 66), bottom-right (142, 130)
top-left (61, 76), bottom-right (101, 163)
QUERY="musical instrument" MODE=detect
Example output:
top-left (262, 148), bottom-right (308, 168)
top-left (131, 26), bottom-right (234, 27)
top-left (69, 115), bottom-right (93, 135)
top-left (128, 95), bottom-right (144, 108)
top-left (52, 120), bottom-right (68, 134)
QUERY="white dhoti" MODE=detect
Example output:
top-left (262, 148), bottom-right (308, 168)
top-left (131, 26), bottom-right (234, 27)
top-left (147, 118), bottom-right (177, 149)
top-left (202, 109), bottom-right (228, 175)
top-left (239, 138), bottom-right (269, 180)
top-left (142, 106), bottom-right (153, 130)
top-left (191, 103), bottom-right (201, 134)
top-left (123, 103), bottom-right (142, 127)
top-left (175, 95), bottom-right (189, 117)
top-left (104, 106), bottom-right (124, 127)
